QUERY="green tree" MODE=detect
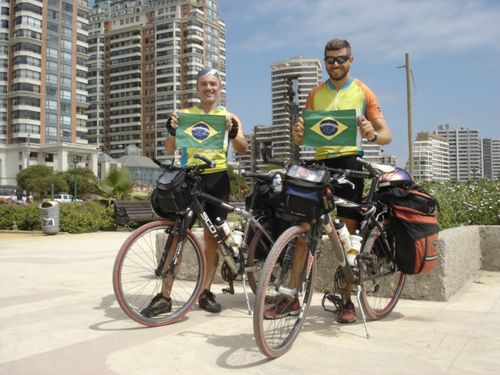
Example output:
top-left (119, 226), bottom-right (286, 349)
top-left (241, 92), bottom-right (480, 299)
top-left (227, 165), bottom-right (249, 197)
top-left (16, 165), bottom-right (68, 199)
top-left (58, 167), bottom-right (99, 198)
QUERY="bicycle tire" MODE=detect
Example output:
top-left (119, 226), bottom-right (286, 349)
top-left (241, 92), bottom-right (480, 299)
top-left (359, 224), bottom-right (406, 320)
top-left (253, 225), bottom-right (316, 359)
top-left (246, 225), bottom-right (273, 294)
top-left (113, 220), bottom-right (206, 327)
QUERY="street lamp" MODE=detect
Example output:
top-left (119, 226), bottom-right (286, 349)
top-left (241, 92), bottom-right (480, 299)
top-left (72, 158), bottom-right (78, 201)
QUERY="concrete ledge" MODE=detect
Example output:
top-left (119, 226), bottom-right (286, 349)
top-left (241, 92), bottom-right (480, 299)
top-left (316, 225), bottom-right (500, 301)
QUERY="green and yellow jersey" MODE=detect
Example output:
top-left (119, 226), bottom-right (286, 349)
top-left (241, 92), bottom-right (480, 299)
top-left (178, 106), bottom-right (230, 174)
top-left (305, 78), bottom-right (385, 159)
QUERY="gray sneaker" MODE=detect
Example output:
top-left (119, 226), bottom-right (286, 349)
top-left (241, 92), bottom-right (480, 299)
top-left (140, 293), bottom-right (172, 318)
top-left (198, 289), bottom-right (221, 313)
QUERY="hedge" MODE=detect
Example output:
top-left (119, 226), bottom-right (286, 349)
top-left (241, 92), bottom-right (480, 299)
top-left (0, 179), bottom-right (498, 233)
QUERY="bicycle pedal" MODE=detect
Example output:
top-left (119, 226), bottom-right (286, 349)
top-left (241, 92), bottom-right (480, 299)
top-left (321, 292), bottom-right (343, 313)
top-left (221, 287), bottom-right (235, 295)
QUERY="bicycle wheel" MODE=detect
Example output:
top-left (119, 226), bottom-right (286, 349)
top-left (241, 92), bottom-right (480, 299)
top-left (113, 220), bottom-right (206, 327)
top-left (246, 225), bottom-right (273, 294)
top-left (253, 225), bottom-right (317, 359)
top-left (359, 224), bottom-right (406, 320)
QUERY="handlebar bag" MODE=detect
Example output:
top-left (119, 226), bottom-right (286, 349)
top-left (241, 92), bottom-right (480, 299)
top-left (379, 186), bottom-right (439, 274)
top-left (151, 166), bottom-right (192, 217)
top-left (283, 164), bottom-right (330, 221)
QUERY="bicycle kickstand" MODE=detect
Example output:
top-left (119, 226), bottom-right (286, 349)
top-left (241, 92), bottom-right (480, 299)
top-left (241, 274), bottom-right (252, 315)
top-left (355, 287), bottom-right (370, 339)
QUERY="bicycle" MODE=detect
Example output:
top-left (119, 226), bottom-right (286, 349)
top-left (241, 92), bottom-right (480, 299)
top-left (253, 157), bottom-right (406, 358)
top-left (113, 154), bottom-right (284, 327)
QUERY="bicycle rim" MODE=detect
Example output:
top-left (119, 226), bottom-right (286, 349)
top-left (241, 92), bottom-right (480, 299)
top-left (359, 226), bottom-right (405, 320)
top-left (253, 225), bottom-right (316, 359)
top-left (113, 220), bottom-right (206, 326)
top-left (246, 226), bottom-right (273, 294)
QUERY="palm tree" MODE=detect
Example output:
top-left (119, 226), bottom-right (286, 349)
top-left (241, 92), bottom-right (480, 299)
top-left (96, 168), bottom-right (135, 203)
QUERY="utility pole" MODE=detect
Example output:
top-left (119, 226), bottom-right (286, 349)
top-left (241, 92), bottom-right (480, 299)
top-left (405, 53), bottom-right (413, 175)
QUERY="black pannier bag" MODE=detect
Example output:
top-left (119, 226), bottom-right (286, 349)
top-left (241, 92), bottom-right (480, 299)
top-left (244, 182), bottom-right (291, 259)
top-left (151, 166), bottom-right (192, 217)
top-left (377, 185), bottom-right (439, 274)
top-left (245, 183), bottom-right (289, 231)
top-left (283, 164), bottom-right (331, 221)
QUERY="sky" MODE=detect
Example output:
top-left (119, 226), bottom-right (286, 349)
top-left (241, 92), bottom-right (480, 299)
top-left (218, 0), bottom-right (500, 165)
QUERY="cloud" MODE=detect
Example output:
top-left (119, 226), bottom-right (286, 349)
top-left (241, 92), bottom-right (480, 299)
top-left (226, 0), bottom-right (500, 60)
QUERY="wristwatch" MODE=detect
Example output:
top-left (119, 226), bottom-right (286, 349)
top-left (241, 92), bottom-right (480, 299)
top-left (369, 131), bottom-right (378, 142)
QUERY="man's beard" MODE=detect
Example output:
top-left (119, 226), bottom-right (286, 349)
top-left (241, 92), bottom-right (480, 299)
top-left (328, 67), bottom-right (349, 82)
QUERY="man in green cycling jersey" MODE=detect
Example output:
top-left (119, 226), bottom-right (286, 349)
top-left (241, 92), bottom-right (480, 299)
top-left (141, 68), bottom-right (248, 317)
top-left (265, 39), bottom-right (392, 322)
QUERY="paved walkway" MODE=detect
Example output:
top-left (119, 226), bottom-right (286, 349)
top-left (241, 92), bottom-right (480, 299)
top-left (1, 231), bottom-right (499, 374)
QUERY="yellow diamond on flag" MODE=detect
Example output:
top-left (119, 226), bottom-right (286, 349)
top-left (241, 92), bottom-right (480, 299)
top-left (184, 121), bottom-right (219, 144)
top-left (310, 117), bottom-right (348, 141)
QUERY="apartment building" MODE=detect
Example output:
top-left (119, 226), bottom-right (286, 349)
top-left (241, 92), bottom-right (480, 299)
top-left (412, 131), bottom-right (449, 181)
top-left (251, 56), bottom-right (321, 167)
top-left (0, 0), bottom-right (97, 187)
top-left (87, 0), bottom-right (226, 160)
top-left (483, 138), bottom-right (500, 180)
top-left (361, 140), bottom-right (382, 164)
top-left (435, 124), bottom-right (482, 181)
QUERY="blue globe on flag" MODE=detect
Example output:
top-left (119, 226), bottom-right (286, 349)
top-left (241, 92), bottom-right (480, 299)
top-left (319, 119), bottom-right (339, 136)
top-left (191, 123), bottom-right (210, 140)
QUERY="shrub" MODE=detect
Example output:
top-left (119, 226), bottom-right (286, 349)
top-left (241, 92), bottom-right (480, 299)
top-left (59, 201), bottom-right (116, 233)
top-left (0, 201), bottom-right (116, 233)
top-left (420, 179), bottom-right (500, 230)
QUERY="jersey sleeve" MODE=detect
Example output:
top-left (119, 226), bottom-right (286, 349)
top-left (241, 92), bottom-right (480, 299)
top-left (357, 80), bottom-right (384, 121)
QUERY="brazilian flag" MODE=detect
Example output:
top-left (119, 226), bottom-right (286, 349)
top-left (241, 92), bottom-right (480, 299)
top-left (176, 113), bottom-right (226, 149)
top-left (303, 109), bottom-right (357, 147)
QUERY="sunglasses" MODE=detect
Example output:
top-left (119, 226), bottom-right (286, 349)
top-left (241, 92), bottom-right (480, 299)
top-left (324, 55), bottom-right (350, 65)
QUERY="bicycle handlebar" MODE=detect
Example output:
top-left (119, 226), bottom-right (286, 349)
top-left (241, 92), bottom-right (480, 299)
top-left (152, 154), bottom-right (214, 174)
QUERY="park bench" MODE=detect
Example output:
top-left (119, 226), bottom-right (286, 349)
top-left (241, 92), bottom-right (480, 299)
top-left (113, 200), bottom-right (161, 227)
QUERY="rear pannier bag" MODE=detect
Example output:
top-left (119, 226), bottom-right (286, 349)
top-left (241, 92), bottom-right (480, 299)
top-left (379, 187), bottom-right (439, 274)
top-left (283, 164), bottom-right (330, 221)
top-left (151, 166), bottom-right (192, 217)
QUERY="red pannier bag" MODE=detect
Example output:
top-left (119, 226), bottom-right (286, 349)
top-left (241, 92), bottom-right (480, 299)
top-left (378, 186), bottom-right (439, 274)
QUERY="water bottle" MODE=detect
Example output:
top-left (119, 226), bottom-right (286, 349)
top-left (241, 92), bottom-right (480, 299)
top-left (272, 174), bottom-right (282, 192)
top-left (347, 231), bottom-right (363, 266)
top-left (231, 228), bottom-right (244, 255)
top-left (334, 219), bottom-right (352, 252)
top-left (215, 217), bottom-right (233, 245)
top-left (215, 217), bottom-right (240, 256)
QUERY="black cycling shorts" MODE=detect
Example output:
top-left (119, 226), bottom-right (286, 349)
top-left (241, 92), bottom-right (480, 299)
top-left (199, 171), bottom-right (230, 222)
top-left (322, 155), bottom-right (364, 221)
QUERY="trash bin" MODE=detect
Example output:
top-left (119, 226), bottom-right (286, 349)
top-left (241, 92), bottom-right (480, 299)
top-left (40, 200), bottom-right (60, 235)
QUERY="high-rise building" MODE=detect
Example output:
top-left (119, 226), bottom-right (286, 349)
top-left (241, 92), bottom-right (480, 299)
top-left (87, 0), bottom-right (226, 160)
top-left (379, 154), bottom-right (397, 167)
top-left (411, 132), bottom-right (449, 181)
top-left (483, 138), bottom-right (500, 180)
top-left (252, 56), bottom-right (321, 164)
top-left (435, 124), bottom-right (482, 181)
top-left (361, 140), bottom-right (381, 164)
top-left (0, 0), bottom-right (97, 187)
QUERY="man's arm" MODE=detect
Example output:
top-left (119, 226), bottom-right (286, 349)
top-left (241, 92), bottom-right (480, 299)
top-left (228, 113), bottom-right (248, 154)
top-left (359, 115), bottom-right (392, 145)
top-left (164, 112), bottom-right (178, 155)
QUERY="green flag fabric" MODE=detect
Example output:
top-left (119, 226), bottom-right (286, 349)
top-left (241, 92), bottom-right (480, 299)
top-left (302, 109), bottom-right (358, 148)
top-left (176, 113), bottom-right (226, 149)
